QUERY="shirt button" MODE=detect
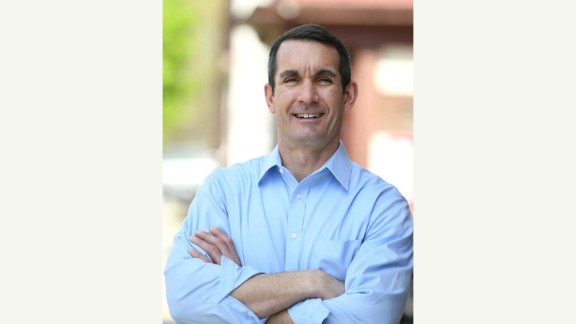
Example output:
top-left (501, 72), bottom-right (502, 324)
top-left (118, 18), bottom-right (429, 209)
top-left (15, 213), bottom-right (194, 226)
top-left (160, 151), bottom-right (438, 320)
top-left (290, 233), bottom-right (297, 239)
top-left (296, 193), bottom-right (303, 200)
top-left (278, 167), bottom-right (284, 174)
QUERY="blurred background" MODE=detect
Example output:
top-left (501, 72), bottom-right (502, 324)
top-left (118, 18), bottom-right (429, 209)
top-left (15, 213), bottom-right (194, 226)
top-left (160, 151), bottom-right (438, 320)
top-left (163, 0), bottom-right (413, 322)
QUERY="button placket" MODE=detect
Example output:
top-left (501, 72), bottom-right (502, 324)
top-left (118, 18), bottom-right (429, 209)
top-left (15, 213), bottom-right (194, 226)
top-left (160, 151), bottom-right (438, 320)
top-left (285, 184), bottom-right (309, 271)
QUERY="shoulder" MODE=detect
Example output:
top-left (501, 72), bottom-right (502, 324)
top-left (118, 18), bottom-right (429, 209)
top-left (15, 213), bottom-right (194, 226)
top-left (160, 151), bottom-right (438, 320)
top-left (349, 162), bottom-right (407, 202)
top-left (349, 164), bottom-right (413, 234)
top-left (203, 155), bottom-right (267, 190)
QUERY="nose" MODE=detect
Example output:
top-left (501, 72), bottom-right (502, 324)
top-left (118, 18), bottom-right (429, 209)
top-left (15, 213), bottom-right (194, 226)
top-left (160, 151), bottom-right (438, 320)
top-left (297, 80), bottom-right (319, 104)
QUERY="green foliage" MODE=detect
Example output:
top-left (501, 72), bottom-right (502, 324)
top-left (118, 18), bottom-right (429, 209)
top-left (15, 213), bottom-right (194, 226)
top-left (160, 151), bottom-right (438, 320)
top-left (163, 1), bottom-right (227, 150)
top-left (163, 0), bottom-right (198, 146)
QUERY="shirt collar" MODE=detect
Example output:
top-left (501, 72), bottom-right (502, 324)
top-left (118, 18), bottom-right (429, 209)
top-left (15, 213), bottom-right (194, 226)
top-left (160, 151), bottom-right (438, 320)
top-left (322, 140), bottom-right (352, 191)
top-left (258, 140), bottom-right (353, 191)
top-left (258, 145), bottom-right (283, 181)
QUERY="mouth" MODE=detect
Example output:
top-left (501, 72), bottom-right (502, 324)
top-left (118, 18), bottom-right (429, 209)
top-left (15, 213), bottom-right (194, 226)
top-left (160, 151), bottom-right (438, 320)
top-left (293, 113), bottom-right (325, 119)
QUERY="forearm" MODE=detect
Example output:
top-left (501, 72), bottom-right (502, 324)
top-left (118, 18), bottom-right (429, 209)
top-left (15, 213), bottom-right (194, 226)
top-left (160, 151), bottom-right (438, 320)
top-left (286, 270), bottom-right (411, 324)
top-left (230, 270), bottom-right (317, 319)
top-left (165, 228), bottom-right (265, 323)
top-left (165, 259), bottom-right (264, 323)
top-left (230, 269), bottom-right (342, 319)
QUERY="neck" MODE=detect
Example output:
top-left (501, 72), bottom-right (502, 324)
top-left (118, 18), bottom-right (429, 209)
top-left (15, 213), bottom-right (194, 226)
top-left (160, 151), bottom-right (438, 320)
top-left (278, 139), bottom-right (339, 182)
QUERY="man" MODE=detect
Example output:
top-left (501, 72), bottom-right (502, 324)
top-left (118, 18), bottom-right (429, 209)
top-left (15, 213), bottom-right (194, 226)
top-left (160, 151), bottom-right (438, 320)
top-left (164, 23), bottom-right (413, 324)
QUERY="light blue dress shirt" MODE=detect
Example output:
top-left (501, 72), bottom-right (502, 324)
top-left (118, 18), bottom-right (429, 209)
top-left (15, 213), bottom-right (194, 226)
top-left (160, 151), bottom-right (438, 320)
top-left (164, 141), bottom-right (413, 324)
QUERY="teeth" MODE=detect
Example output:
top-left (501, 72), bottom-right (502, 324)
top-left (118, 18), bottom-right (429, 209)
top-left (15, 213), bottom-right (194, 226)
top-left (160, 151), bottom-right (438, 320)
top-left (295, 113), bottom-right (321, 118)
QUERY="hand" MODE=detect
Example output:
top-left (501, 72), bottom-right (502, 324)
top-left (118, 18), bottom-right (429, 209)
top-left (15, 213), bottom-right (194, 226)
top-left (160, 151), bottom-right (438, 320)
top-left (189, 226), bottom-right (242, 266)
top-left (266, 309), bottom-right (294, 324)
top-left (313, 270), bottom-right (345, 300)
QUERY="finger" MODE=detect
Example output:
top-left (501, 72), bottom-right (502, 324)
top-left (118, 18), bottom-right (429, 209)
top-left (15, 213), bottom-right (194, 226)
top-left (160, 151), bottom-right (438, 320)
top-left (209, 226), bottom-right (242, 266)
top-left (209, 226), bottom-right (236, 254)
top-left (189, 248), bottom-right (211, 263)
top-left (190, 235), bottom-right (241, 266)
top-left (195, 230), bottom-right (231, 256)
top-left (190, 235), bottom-right (222, 264)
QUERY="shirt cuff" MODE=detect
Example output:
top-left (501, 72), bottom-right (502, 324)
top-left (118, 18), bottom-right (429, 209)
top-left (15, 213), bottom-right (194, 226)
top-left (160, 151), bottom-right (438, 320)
top-left (288, 298), bottom-right (329, 324)
top-left (219, 295), bottom-right (267, 323)
top-left (207, 256), bottom-right (263, 304)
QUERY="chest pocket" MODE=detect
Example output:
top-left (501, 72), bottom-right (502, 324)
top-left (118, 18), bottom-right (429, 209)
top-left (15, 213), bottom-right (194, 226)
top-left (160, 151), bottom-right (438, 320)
top-left (311, 239), bottom-right (361, 281)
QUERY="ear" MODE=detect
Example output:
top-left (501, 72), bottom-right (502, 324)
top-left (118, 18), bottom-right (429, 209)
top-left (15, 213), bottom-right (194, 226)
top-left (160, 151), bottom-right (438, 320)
top-left (343, 81), bottom-right (359, 113)
top-left (264, 84), bottom-right (275, 113)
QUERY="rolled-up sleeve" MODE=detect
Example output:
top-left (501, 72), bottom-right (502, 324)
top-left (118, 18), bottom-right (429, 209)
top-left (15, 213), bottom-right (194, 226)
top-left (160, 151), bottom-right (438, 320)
top-left (164, 172), bottom-right (264, 323)
top-left (164, 227), bottom-right (264, 323)
top-left (288, 193), bottom-right (413, 324)
top-left (288, 299), bottom-right (330, 324)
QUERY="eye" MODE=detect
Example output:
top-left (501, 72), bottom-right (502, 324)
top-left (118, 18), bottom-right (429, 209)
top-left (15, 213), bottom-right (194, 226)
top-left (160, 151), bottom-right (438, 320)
top-left (284, 78), bottom-right (298, 84)
top-left (318, 78), bottom-right (333, 85)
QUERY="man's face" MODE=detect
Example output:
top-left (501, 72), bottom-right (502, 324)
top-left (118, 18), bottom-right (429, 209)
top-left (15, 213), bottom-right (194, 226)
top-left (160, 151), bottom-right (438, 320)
top-left (265, 40), bottom-right (357, 150)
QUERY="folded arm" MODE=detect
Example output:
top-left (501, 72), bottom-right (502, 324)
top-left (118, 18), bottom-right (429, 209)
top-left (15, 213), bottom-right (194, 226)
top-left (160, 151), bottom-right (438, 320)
top-left (190, 227), bottom-right (344, 319)
top-left (164, 173), bottom-right (344, 323)
top-left (286, 194), bottom-right (414, 324)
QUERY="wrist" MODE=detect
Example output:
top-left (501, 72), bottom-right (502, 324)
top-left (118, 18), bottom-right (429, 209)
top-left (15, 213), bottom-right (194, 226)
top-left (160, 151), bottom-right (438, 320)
top-left (304, 269), bottom-right (324, 299)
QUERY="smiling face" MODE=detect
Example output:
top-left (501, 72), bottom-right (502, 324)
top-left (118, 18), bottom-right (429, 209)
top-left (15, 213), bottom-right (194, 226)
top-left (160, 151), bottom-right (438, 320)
top-left (265, 40), bottom-right (358, 153)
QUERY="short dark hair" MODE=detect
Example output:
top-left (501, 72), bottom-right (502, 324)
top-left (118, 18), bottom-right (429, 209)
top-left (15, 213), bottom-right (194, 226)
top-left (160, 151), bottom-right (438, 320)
top-left (267, 24), bottom-right (352, 94)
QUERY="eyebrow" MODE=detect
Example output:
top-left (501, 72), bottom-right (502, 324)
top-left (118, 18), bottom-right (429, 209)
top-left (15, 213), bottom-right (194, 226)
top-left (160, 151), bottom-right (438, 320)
top-left (279, 70), bottom-right (299, 79)
top-left (315, 69), bottom-right (337, 78)
top-left (278, 69), bottom-right (337, 79)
